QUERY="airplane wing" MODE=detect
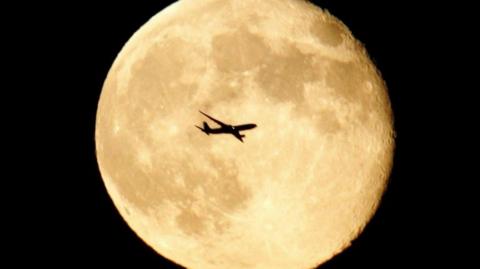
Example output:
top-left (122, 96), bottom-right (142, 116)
top-left (234, 123), bottom-right (257, 131)
top-left (232, 132), bottom-right (244, 143)
top-left (199, 111), bottom-right (227, 127)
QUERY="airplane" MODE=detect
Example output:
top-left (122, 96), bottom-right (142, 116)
top-left (195, 111), bottom-right (257, 142)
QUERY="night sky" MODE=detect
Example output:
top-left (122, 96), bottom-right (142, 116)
top-left (12, 0), bottom-right (464, 268)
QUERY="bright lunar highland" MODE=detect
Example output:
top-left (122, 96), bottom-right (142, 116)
top-left (95, 0), bottom-right (395, 268)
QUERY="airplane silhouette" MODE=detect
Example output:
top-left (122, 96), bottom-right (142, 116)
top-left (195, 111), bottom-right (257, 142)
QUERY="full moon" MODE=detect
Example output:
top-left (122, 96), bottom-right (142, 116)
top-left (95, 0), bottom-right (395, 268)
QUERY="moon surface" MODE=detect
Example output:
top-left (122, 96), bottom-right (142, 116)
top-left (95, 0), bottom-right (395, 268)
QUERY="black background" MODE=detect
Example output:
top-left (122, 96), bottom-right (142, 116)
top-left (13, 0), bottom-right (465, 268)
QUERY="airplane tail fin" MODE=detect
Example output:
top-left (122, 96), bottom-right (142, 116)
top-left (196, 122), bottom-right (211, 135)
top-left (203, 122), bottom-right (211, 135)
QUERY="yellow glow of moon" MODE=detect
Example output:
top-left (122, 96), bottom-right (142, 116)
top-left (95, 0), bottom-right (395, 268)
